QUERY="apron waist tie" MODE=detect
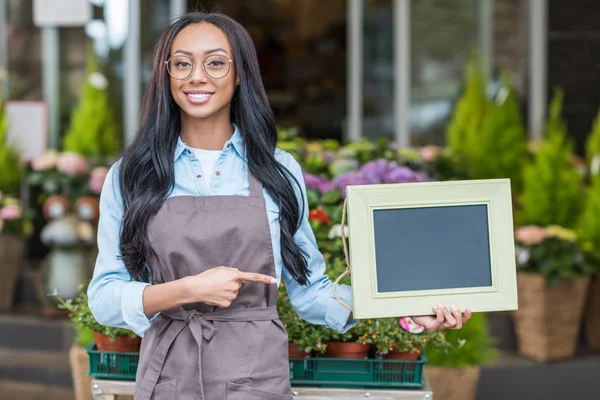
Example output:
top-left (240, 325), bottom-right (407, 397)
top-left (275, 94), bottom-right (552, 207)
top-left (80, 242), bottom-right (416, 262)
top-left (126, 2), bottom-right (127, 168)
top-left (135, 306), bottom-right (279, 400)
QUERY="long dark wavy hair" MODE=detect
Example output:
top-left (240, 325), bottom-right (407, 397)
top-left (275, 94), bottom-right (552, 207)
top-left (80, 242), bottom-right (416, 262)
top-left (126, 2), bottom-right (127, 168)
top-left (118, 12), bottom-right (309, 284)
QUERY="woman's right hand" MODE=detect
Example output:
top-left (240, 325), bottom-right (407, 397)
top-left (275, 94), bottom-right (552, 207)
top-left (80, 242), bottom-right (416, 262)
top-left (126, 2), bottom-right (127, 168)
top-left (184, 266), bottom-right (277, 308)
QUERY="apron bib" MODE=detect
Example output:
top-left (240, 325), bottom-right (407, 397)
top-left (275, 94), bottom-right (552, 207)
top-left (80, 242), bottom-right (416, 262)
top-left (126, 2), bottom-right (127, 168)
top-left (134, 172), bottom-right (292, 400)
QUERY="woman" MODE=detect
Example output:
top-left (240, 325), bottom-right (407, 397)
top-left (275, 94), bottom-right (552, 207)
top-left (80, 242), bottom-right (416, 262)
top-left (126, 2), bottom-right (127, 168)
top-left (88, 12), bottom-right (471, 400)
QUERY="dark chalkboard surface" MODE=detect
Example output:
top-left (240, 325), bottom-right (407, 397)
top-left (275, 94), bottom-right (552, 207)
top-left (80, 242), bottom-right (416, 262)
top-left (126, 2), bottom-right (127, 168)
top-left (373, 204), bottom-right (492, 293)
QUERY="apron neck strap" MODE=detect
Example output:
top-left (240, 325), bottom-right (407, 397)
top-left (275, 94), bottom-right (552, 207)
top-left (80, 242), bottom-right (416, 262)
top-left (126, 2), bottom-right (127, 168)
top-left (248, 170), bottom-right (263, 197)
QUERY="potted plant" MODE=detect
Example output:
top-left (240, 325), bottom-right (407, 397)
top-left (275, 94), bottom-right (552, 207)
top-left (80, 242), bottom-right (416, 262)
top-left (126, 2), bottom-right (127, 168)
top-left (0, 194), bottom-right (33, 311)
top-left (369, 318), bottom-right (451, 360)
top-left (320, 257), bottom-right (372, 359)
top-left (423, 313), bottom-right (498, 400)
top-left (513, 225), bottom-right (594, 361)
top-left (50, 284), bottom-right (141, 352)
top-left (278, 282), bottom-right (327, 357)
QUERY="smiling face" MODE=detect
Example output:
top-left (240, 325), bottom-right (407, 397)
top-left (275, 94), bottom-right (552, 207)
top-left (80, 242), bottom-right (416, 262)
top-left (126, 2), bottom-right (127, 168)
top-left (169, 22), bottom-right (238, 121)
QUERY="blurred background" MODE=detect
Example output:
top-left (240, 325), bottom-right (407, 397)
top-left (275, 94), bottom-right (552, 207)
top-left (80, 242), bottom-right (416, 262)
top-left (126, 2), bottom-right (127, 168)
top-left (0, 0), bottom-right (599, 399)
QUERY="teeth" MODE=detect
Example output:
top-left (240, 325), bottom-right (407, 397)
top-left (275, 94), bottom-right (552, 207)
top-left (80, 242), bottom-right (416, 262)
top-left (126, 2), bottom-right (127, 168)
top-left (187, 93), bottom-right (211, 99)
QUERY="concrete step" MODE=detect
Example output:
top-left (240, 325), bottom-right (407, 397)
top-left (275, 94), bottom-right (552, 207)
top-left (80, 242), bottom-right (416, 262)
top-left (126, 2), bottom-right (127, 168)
top-left (0, 381), bottom-right (74, 400)
top-left (0, 314), bottom-right (74, 352)
top-left (0, 347), bottom-right (72, 388)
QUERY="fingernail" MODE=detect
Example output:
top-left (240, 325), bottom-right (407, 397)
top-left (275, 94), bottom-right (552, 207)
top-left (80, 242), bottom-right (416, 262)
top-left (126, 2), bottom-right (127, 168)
top-left (270, 278), bottom-right (277, 285)
top-left (451, 305), bottom-right (458, 312)
top-left (466, 308), bottom-right (471, 314)
top-left (432, 306), bottom-right (439, 312)
top-left (437, 304), bottom-right (444, 308)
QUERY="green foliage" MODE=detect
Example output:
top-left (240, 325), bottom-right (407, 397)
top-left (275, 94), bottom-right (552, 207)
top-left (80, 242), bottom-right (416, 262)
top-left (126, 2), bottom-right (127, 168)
top-left (519, 89), bottom-right (583, 228)
top-left (516, 225), bottom-right (594, 286)
top-left (424, 313), bottom-right (497, 368)
top-left (50, 284), bottom-right (137, 342)
top-left (0, 97), bottom-right (21, 195)
top-left (63, 47), bottom-right (120, 158)
top-left (278, 283), bottom-right (327, 354)
top-left (577, 174), bottom-right (600, 252)
top-left (576, 173), bottom-right (600, 274)
top-left (468, 76), bottom-right (528, 194)
top-left (585, 108), bottom-right (600, 166)
top-left (367, 318), bottom-right (451, 356)
top-left (446, 55), bottom-right (490, 160)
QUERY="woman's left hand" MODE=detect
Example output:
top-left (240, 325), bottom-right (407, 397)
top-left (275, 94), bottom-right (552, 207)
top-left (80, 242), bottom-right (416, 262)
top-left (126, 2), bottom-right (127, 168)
top-left (410, 305), bottom-right (472, 332)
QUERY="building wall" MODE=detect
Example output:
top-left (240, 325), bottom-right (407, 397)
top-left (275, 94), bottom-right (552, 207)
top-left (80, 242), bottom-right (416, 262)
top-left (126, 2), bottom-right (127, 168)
top-left (548, 0), bottom-right (600, 154)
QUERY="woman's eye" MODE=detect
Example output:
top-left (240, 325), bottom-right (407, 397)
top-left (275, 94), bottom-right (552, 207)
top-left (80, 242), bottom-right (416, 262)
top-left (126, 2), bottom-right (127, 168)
top-left (175, 61), bottom-right (191, 68)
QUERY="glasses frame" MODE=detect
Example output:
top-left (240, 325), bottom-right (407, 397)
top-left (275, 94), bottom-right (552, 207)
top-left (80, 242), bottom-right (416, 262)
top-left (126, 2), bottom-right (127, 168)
top-left (165, 55), bottom-right (235, 80)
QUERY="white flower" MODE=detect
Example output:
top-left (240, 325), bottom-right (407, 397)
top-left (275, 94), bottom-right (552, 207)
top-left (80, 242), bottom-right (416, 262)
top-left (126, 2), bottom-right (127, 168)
top-left (328, 224), bottom-right (349, 240)
top-left (89, 72), bottom-right (108, 90)
top-left (515, 246), bottom-right (530, 265)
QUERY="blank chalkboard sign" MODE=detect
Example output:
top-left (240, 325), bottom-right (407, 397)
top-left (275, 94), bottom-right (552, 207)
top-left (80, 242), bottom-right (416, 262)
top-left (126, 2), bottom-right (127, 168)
top-left (346, 179), bottom-right (518, 319)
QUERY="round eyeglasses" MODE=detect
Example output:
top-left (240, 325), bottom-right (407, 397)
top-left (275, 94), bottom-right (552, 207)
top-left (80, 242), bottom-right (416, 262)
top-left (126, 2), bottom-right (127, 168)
top-left (165, 55), bottom-right (234, 80)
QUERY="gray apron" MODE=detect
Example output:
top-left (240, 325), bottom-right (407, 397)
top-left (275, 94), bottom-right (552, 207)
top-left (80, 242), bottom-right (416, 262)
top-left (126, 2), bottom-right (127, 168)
top-left (134, 172), bottom-right (293, 400)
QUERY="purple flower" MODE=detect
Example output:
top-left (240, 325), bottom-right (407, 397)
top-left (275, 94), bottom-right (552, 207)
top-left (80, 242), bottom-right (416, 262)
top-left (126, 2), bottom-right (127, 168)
top-left (332, 171), bottom-right (372, 197)
top-left (303, 172), bottom-right (327, 191)
top-left (359, 159), bottom-right (390, 183)
top-left (384, 166), bottom-right (421, 184)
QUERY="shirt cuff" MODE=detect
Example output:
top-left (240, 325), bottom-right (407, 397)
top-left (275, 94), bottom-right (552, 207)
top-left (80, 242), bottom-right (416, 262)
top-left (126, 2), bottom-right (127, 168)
top-left (324, 284), bottom-right (359, 333)
top-left (121, 281), bottom-right (159, 337)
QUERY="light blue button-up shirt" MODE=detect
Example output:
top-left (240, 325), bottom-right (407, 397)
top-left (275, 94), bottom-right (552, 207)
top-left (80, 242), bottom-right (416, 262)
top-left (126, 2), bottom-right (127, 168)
top-left (88, 125), bottom-right (358, 337)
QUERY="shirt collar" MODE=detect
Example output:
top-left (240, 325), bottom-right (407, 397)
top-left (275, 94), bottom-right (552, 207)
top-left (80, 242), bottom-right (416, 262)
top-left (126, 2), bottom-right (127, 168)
top-left (174, 123), bottom-right (247, 162)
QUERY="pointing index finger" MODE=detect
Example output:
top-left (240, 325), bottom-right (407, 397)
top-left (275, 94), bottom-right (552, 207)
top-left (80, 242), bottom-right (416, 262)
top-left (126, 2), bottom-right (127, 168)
top-left (238, 271), bottom-right (277, 285)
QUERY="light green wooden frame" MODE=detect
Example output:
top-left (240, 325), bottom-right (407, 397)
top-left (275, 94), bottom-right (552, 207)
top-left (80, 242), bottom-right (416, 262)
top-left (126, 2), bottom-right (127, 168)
top-left (346, 179), bottom-right (518, 319)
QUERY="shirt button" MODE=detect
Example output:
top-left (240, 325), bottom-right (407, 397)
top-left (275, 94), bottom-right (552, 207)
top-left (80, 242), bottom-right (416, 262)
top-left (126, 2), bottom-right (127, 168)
top-left (196, 174), bottom-right (201, 178)
top-left (215, 171), bottom-right (221, 176)
top-left (187, 150), bottom-right (191, 155)
top-left (227, 143), bottom-right (231, 148)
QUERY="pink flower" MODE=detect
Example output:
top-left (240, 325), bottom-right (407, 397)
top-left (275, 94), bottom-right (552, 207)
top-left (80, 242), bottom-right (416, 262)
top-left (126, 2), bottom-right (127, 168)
top-left (31, 151), bottom-right (59, 171)
top-left (515, 225), bottom-right (547, 246)
top-left (89, 167), bottom-right (109, 195)
top-left (420, 145), bottom-right (443, 163)
top-left (0, 204), bottom-right (22, 220)
top-left (56, 152), bottom-right (89, 176)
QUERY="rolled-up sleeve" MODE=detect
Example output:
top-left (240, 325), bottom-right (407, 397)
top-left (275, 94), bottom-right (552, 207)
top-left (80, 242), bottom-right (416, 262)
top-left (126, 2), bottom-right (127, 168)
top-left (87, 162), bottom-right (157, 337)
top-left (280, 155), bottom-right (359, 333)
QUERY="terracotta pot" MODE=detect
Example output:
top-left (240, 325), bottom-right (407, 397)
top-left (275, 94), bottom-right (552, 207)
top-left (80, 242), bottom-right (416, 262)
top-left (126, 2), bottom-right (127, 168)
top-left (426, 365), bottom-right (480, 400)
top-left (325, 341), bottom-right (370, 359)
top-left (513, 272), bottom-right (590, 361)
top-left (94, 332), bottom-right (141, 352)
top-left (288, 342), bottom-right (306, 358)
top-left (0, 235), bottom-right (25, 312)
top-left (69, 343), bottom-right (93, 400)
top-left (383, 348), bottom-right (421, 360)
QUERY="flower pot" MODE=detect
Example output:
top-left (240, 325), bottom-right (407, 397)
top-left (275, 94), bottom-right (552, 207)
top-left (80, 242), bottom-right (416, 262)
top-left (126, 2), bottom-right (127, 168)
top-left (325, 341), bottom-right (370, 359)
top-left (584, 273), bottom-right (600, 351)
top-left (69, 343), bottom-right (93, 400)
top-left (513, 272), bottom-right (590, 361)
top-left (383, 348), bottom-right (421, 361)
top-left (425, 365), bottom-right (480, 400)
top-left (288, 342), bottom-right (307, 358)
top-left (0, 235), bottom-right (25, 312)
top-left (93, 332), bottom-right (141, 352)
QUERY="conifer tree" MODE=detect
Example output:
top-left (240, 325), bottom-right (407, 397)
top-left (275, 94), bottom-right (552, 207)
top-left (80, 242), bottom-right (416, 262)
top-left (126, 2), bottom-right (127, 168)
top-left (0, 95), bottom-right (21, 195)
top-left (519, 89), bottom-right (583, 228)
top-left (467, 75), bottom-right (528, 194)
top-left (446, 55), bottom-right (491, 160)
top-left (585, 108), bottom-right (600, 167)
top-left (63, 47), bottom-right (120, 157)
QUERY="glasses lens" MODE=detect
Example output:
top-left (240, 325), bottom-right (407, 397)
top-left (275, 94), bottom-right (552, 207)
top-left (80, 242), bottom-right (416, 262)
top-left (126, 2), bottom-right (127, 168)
top-left (204, 55), bottom-right (230, 79)
top-left (167, 56), bottom-right (193, 79)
